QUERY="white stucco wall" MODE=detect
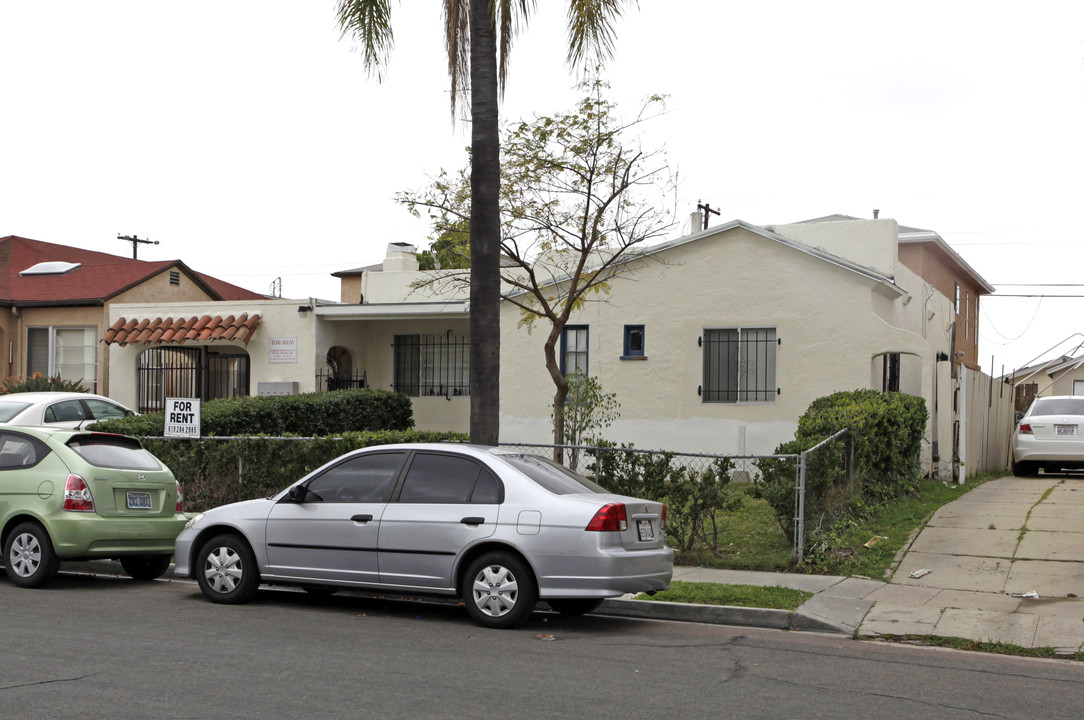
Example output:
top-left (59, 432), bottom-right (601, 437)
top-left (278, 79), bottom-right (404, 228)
top-left (106, 299), bottom-right (319, 410)
top-left (772, 218), bottom-right (900, 277)
top-left (499, 224), bottom-right (951, 461)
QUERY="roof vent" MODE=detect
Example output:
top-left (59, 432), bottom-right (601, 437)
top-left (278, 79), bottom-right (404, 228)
top-left (19, 261), bottom-right (82, 276)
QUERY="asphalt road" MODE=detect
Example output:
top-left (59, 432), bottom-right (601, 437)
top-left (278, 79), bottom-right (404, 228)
top-left (1, 568), bottom-right (1082, 720)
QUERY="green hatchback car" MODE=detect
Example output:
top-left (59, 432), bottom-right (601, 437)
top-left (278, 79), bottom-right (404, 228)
top-left (0, 426), bottom-right (186, 588)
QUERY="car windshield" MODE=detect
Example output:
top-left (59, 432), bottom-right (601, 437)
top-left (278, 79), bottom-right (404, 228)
top-left (0, 401), bottom-right (32, 422)
top-left (1030, 398), bottom-right (1084, 417)
top-left (67, 435), bottom-right (162, 471)
top-left (500, 453), bottom-right (608, 495)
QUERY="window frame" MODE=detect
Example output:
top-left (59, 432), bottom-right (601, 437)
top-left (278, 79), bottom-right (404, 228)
top-left (393, 334), bottom-right (469, 398)
top-left (560, 325), bottom-right (589, 376)
top-left (394, 451), bottom-right (504, 505)
top-left (26, 326), bottom-right (97, 391)
top-left (701, 326), bottom-right (778, 404)
top-left (622, 324), bottom-right (646, 359)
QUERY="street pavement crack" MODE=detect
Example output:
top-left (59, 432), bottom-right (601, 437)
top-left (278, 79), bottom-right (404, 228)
top-left (0, 671), bottom-right (102, 692)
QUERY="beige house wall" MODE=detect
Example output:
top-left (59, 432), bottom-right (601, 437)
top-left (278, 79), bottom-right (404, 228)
top-left (772, 218), bottom-right (899, 276)
top-left (106, 299), bottom-right (319, 410)
top-left (498, 225), bottom-right (950, 462)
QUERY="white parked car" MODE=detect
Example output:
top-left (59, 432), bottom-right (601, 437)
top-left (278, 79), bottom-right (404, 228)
top-left (175, 443), bottom-right (673, 629)
top-left (0, 392), bottom-right (135, 429)
top-left (1012, 396), bottom-right (1084, 476)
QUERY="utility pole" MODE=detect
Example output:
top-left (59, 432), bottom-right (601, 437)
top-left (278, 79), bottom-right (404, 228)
top-left (696, 201), bottom-right (720, 231)
top-left (118, 234), bottom-right (159, 259)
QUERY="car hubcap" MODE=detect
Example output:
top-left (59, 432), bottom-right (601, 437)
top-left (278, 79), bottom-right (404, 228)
top-left (9, 533), bottom-right (41, 578)
top-left (204, 546), bottom-right (243, 593)
top-left (472, 564), bottom-right (519, 617)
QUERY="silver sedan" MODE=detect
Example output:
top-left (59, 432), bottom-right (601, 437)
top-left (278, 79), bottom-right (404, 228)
top-left (1012, 396), bottom-right (1084, 476)
top-left (174, 443), bottom-right (672, 628)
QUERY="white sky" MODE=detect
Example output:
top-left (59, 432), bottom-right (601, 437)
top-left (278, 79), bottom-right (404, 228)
top-left (2, 1), bottom-right (1082, 376)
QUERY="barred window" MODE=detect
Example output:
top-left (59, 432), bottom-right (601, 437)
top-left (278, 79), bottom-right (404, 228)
top-left (394, 334), bottom-right (469, 398)
top-left (702, 327), bottom-right (777, 403)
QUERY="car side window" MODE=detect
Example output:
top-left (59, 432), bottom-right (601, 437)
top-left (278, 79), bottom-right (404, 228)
top-left (85, 399), bottom-right (129, 420)
top-left (305, 452), bottom-right (405, 503)
top-left (398, 453), bottom-right (502, 504)
top-left (0, 433), bottom-right (47, 469)
top-left (44, 400), bottom-right (89, 424)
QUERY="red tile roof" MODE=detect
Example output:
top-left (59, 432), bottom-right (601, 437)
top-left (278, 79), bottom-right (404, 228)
top-left (102, 314), bottom-right (261, 346)
top-left (0, 235), bottom-right (266, 305)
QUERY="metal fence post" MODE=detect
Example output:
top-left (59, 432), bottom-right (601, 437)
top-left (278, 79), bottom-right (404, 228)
top-left (795, 451), bottom-right (807, 565)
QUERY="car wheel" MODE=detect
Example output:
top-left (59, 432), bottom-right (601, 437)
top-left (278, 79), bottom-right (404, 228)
top-left (195, 534), bottom-right (259, 604)
top-left (4, 522), bottom-right (60, 589)
top-left (120, 555), bottom-right (172, 581)
top-left (547, 598), bottom-right (604, 616)
top-left (1012, 460), bottom-right (1037, 477)
top-left (463, 552), bottom-right (538, 629)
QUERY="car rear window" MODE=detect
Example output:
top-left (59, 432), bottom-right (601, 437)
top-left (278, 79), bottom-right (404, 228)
top-left (0, 401), bottom-right (32, 422)
top-left (67, 435), bottom-right (163, 471)
top-left (500, 453), bottom-right (607, 495)
top-left (1030, 398), bottom-right (1084, 416)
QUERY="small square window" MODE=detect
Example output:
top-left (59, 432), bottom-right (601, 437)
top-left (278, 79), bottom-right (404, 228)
top-left (622, 325), bottom-right (645, 359)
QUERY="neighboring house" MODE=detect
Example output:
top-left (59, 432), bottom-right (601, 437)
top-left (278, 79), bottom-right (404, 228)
top-left (1004, 355), bottom-right (1084, 413)
top-left (0, 235), bottom-right (264, 400)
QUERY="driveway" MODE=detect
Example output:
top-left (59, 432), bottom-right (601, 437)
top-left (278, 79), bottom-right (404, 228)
top-left (860, 474), bottom-right (1084, 652)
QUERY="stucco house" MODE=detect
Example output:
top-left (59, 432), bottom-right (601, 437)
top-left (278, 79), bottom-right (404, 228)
top-left (1005, 355), bottom-right (1084, 414)
top-left (92, 213), bottom-right (1008, 476)
top-left (0, 235), bottom-right (264, 399)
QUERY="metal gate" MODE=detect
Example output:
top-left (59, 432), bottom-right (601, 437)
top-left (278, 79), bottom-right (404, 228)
top-left (137, 347), bottom-right (250, 412)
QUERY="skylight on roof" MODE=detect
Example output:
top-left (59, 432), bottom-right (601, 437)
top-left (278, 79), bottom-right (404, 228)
top-left (19, 261), bottom-right (82, 276)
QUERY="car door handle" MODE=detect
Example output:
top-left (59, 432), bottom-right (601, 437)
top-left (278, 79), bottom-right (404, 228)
top-left (351, 514), bottom-right (373, 523)
top-left (460, 517), bottom-right (485, 526)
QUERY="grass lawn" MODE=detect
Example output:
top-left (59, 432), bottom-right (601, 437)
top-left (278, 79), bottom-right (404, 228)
top-left (676, 475), bottom-right (995, 579)
top-left (634, 581), bottom-right (812, 610)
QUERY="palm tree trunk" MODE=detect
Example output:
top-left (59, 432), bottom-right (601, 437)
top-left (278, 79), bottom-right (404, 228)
top-left (469, 0), bottom-right (501, 445)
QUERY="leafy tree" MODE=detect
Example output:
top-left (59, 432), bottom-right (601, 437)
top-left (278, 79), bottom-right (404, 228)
top-left (335, 0), bottom-right (636, 445)
top-left (399, 80), bottom-right (675, 453)
top-left (417, 217), bottom-right (471, 270)
top-left (553, 370), bottom-right (619, 468)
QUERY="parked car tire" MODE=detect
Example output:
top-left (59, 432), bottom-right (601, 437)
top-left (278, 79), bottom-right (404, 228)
top-left (463, 552), bottom-right (538, 629)
top-left (546, 598), bottom-right (604, 616)
top-left (195, 534), bottom-right (259, 604)
top-left (4, 522), bottom-right (60, 589)
top-left (120, 554), bottom-right (173, 581)
top-left (1012, 460), bottom-right (1037, 477)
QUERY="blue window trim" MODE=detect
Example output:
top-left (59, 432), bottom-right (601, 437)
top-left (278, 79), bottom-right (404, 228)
top-left (560, 325), bottom-right (589, 376)
top-left (621, 324), bottom-right (646, 360)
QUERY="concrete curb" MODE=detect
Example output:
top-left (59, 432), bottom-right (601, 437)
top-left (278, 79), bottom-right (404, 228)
top-left (598, 597), bottom-right (858, 634)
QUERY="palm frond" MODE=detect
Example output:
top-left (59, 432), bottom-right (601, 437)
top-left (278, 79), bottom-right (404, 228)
top-left (336, 0), bottom-right (395, 80)
top-left (444, 0), bottom-right (470, 119)
top-left (565, 0), bottom-right (636, 68)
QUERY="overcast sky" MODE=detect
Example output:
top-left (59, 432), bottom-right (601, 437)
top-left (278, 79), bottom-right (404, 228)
top-left (2, 1), bottom-right (1082, 376)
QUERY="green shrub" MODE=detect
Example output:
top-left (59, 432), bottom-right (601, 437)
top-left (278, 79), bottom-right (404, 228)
top-left (585, 444), bottom-right (742, 554)
top-left (89, 388), bottom-right (414, 437)
top-left (753, 389), bottom-right (928, 562)
top-left (1, 374), bottom-right (90, 394)
top-left (145, 430), bottom-right (467, 512)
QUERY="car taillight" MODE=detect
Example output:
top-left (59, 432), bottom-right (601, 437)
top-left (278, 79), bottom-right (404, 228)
top-left (586, 503), bottom-right (628, 532)
top-left (1018, 423), bottom-right (1033, 435)
top-left (175, 480), bottom-right (184, 513)
top-left (63, 474), bottom-right (94, 512)
top-left (661, 504), bottom-right (667, 531)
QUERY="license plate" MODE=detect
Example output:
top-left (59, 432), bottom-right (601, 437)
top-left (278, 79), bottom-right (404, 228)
top-left (637, 519), bottom-right (655, 541)
top-left (1056, 425), bottom-right (1076, 436)
top-left (126, 491), bottom-right (152, 509)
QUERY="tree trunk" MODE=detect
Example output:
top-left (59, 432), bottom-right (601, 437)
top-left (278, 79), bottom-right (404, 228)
top-left (468, 1), bottom-right (501, 445)
top-left (545, 327), bottom-right (568, 462)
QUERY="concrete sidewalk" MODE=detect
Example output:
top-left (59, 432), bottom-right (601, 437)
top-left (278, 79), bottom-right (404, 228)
top-left (603, 475), bottom-right (1084, 655)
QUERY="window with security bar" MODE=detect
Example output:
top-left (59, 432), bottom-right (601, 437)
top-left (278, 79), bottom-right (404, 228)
top-left (394, 334), bottom-right (470, 398)
top-left (701, 327), bottom-right (777, 403)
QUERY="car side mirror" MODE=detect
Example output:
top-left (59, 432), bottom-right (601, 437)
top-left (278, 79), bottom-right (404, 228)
top-left (287, 485), bottom-right (309, 503)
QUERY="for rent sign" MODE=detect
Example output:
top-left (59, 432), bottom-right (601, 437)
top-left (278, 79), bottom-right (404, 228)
top-left (164, 397), bottom-right (201, 438)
